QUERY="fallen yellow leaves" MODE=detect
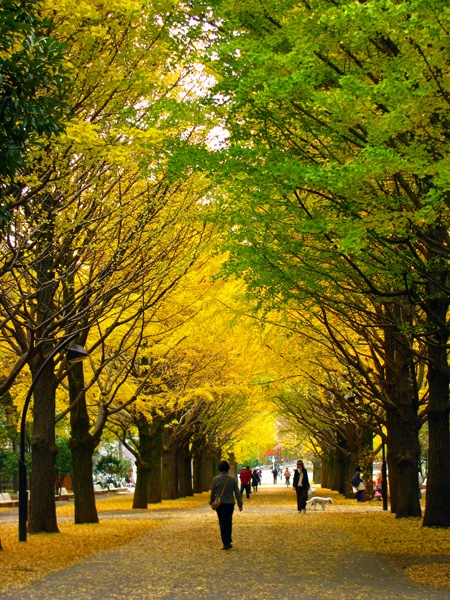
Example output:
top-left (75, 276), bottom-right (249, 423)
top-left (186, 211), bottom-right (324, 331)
top-left (314, 486), bottom-right (450, 589)
top-left (0, 492), bottom-right (210, 591)
top-left (2, 486), bottom-right (449, 594)
top-left (0, 518), bottom-right (164, 590)
top-left (335, 510), bottom-right (450, 557)
top-left (405, 563), bottom-right (450, 588)
top-left (56, 492), bottom-right (209, 517)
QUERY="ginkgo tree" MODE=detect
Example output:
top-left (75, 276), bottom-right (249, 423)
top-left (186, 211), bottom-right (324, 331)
top-left (0, 0), bottom-right (216, 534)
top-left (104, 260), bottom-right (279, 508)
top-left (176, 0), bottom-right (450, 527)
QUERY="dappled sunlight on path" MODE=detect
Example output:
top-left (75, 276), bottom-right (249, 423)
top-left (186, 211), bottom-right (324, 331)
top-left (1, 485), bottom-right (449, 600)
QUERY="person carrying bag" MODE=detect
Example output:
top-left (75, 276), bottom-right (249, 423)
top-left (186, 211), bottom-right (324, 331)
top-left (211, 475), bottom-right (230, 510)
top-left (210, 460), bottom-right (243, 550)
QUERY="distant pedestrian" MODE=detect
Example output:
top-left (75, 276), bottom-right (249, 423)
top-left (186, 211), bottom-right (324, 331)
top-left (284, 467), bottom-right (291, 487)
top-left (210, 459), bottom-right (243, 550)
top-left (351, 467), bottom-right (365, 502)
top-left (293, 460), bottom-right (310, 513)
top-left (272, 467), bottom-right (278, 484)
top-left (256, 467), bottom-right (262, 484)
top-left (239, 466), bottom-right (252, 499)
top-left (252, 468), bottom-right (260, 492)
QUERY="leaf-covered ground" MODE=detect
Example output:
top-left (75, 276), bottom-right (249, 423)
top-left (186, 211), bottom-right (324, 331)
top-left (1, 486), bottom-right (450, 599)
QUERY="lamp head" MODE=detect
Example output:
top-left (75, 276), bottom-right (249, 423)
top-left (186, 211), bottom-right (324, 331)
top-left (66, 344), bottom-right (90, 363)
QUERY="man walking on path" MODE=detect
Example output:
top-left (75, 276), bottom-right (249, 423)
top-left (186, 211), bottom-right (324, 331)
top-left (210, 459), bottom-right (242, 550)
top-left (293, 459), bottom-right (310, 513)
top-left (239, 465), bottom-right (252, 499)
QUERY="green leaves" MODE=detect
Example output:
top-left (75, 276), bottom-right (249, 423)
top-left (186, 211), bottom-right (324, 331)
top-left (0, 0), bottom-right (71, 207)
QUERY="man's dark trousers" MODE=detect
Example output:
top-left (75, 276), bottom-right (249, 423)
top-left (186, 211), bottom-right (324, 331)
top-left (240, 483), bottom-right (251, 498)
top-left (216, 503), bottom-right (234, 547)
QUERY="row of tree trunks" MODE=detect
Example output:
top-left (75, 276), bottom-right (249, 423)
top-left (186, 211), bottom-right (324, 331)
top-left (160, 442), bottom-right (217, 502)
top-left (319, 427), bottom-right (373, 500)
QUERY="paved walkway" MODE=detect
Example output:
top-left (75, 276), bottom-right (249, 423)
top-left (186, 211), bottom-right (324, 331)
top-left (1, 486), bottom-right (450, 600)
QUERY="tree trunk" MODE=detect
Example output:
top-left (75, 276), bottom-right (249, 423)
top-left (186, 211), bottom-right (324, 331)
top-left (161, 435), bottom-right (177, 500)
top-left (184, 450), bottom-right (193, 497)
top-left (395, 407), bottom-right (421, 518)
top-left (228, 452), bottom-right (238, 479)
top-left (133, 458), bottom-right (150, 509)
top-left (148, 428), bottom-right (163, 504)
top-left (386, 409), bottom-right (399, 514)
top-left (201, 452), bottom-right (214, 492)
top-left (345, 451), bottom-right (359, 498)
top-left (132, 413), bottom-right (152, 509)
top-left (337, 433), bottom-right (347, 495)
top-left (361, 429), bottom-right (374, 501)
top-left (211, 448), bottom-right (220, 476)
top-left (69, 361), bottom-right (99, 524)
top-left (178, 444), bottom-right (189, 498)
top-left (423, 300), bottom-right (450, 527)
top-left (193, 450), bottom-right (203, 493)
top-left (321, 456), bottom-right (329, 488)
top-left (312, 458), bottom-right (322, 485)
top-left (384, 315), bottom-right (422, 517)
top-left (327, 449), bottom-right (334, 489)
top-left (28, 214), bottom-right (60, 535)
top-left (28, 354), bottom-right (59, 534)
top-left (331, 448), bottom-right (341, 492)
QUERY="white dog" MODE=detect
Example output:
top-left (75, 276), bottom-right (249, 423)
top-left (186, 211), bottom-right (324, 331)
top-left (306, 497), bottom-right (334, 510)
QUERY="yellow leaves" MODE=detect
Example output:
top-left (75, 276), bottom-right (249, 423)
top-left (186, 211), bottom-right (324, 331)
top-left (405, 564), bottom-right (450, 588)
top-left (56, 491), bottom-right (209, 517)
top-left (127, 127), bottom-right (165, 146)
top-left (0, 493), bottom-right (209, 590)
top-left (0, 518), bottom-right (160, 590)
top-left (43, 0), bottom-right (140, 21)
top-left (60, 121), bottom-right (164, 167)
top-left (60, 120), bottom-right (102, 152)
top-left (232, 410), bottom-right (277, 463)
top-left (2, 486), bottom-right (449, 595)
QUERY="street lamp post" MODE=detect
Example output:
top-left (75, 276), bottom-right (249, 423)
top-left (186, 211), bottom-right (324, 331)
top-left (19, 333), bottom-right (89, 542)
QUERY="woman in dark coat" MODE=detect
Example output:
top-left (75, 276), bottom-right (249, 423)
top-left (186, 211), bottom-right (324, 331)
top-left (251, 468), bottom-right (260, 492)
top-left (292, 459), bottom-right (310, 513)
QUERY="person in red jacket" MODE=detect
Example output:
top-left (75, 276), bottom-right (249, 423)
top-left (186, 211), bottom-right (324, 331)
top-left (239, 466), bottom-right (252, 499)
